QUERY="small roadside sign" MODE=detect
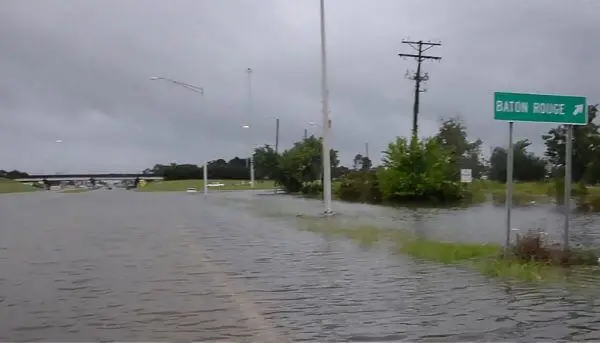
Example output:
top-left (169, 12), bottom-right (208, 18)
top-left (460, 169), bottom-right (472, 183)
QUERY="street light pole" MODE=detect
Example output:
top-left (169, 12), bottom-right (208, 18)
top-left (319, 0), bottom-right (333, 215)
top-left (246, 68), bottom-right (255, 189)
top-left (53, 139), bottom-right (63, 188)
top-left (150, 76), bottom-right (207, 195)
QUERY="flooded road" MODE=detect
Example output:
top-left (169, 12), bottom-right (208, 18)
top-left (1, 190), bottom-right (600, 341)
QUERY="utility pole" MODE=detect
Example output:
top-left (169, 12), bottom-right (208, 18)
top-left (365, 142), bottom-right (369, 159)
top-left (304, 128), bottom-right (308, 140)
top-left (398, 39), bottom-right (442, 137)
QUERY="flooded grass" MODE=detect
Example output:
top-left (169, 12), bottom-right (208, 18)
top-left (477, 258), bottom-right (563, 282)
top-left (471, 180), bottom-right (554, 205)
top-left (399, 239), bottom-right (500, 264)
top-left (0, 178), bottom-right (39, 194)
top-left (303, 224), bottom-right (391, 247)
top-left (137, 179), bottom-right (277, 192)
top-left (473, 180), bottom-right (600, 210)
top-left (477, 180), bottom-right (554, 196)
top-left (301, 223), bottom-right (599, 284)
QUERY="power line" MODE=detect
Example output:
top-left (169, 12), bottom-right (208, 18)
top-left (398, 39), bottom-right (442, 137)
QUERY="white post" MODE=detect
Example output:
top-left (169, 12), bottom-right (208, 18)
top-left (203, 161), bottom-right (208, 197)
top-left (320, 0), bottom-right (332, 215)
top-left (246, 68), bottom-right (255, 189)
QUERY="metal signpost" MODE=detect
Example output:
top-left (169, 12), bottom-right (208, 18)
top-left (494, 92), bottom-right (587, 255)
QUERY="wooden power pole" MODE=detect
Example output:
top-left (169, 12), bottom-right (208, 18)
top-left (398, 40), bottom-right (442, 137)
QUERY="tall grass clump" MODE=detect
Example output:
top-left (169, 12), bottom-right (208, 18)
top-left (300, 223), bottom-right (599, 283)
top-left (511, 229), bottom-right (598, 266)
top-left (480, 229), bottom-right (599, 281)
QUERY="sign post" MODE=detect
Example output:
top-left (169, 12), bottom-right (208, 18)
top-left (564, 125), bottom-right (573, 250)
top-left (494, 92), bottom-right (587, 253)
top-left (505, 122), bottom-right (514, 257)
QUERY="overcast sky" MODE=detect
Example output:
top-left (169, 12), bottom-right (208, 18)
top-left (1, 0), bottom-right (598, 174)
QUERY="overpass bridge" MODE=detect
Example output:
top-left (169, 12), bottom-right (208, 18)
top-left (15, 173), bottom-right (164, 183)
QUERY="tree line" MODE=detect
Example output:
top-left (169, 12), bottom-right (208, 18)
top-left (142, 138), bottom-right (357, 182)
top-left (3, 104), bottom-right (597, 191)
top-left (0, 170), bottom-right (29, 179)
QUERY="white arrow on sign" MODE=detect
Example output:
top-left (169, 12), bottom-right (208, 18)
top-left (574, 104), bottom-right (584, 116)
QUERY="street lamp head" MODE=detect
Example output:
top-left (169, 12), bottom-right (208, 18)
top-left (149, 77), bottom-right (161, 80)
top-left (242, 125), bottom-right (250, 129)
top-left (55, 139), bottom-right (63, 143)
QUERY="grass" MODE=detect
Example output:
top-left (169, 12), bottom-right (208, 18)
top-left (477, 258), bottom-right (563, 282)
top-left (469, 180), bottom-right (555, 205)
top-left (400, 239), bottom-right (500, 263)
top-left (0, 178), bottom-right (40, 194)
top-left (136, 179), bottom-right (278, 192)
top-left (300, 223), bottom-right (599, 283)
top-left (470, 180), bottom-right (600, 210)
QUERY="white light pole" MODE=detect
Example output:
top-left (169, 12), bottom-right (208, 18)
top-left (319, 0), bottom-right (333, 215)
top-left (150, 76), bottom-right (208, 196)
top-left (246, 68), bottom-right (255, 189)
top-left (53, 139), bottom-right (63, 188)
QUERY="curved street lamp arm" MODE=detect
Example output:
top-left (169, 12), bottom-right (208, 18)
top-left (150, 77), bottom-right (204, 95)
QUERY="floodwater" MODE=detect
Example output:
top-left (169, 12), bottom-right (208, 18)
top-left (1, 190), bottom-right (600, 342)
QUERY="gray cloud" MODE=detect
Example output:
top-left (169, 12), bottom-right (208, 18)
top-left (0, 0), bottom-right (598, 173)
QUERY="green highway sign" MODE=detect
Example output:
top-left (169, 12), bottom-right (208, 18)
top-left (494, 92), bottom-right (587, 125)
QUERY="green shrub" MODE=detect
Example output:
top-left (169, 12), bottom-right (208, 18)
top-left (301, 182), bottom-right (322, 196)
top-left (377, 135), bottom-right (466, 203)
top-left (336, 170), bottom-right (382, 203)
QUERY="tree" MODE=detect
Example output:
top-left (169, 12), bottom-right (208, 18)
top-left (252, 145), bottom-right (280, 180)
top-left (337, 169), bottom-right (381, 203)
top-left (377, 135), bottom-right (464, 203)
top-left (543, 104), bottom-right (600, 183)
top-left (361, 156), bottom-right (372, 171)
top-left (353, 154), bottom-right (364, 170)
top-left (273, 136), bottom-right (339, 193)
top-left (1, 169), bottom-right (28, 179)
top-left (145, 159), bottom-right (250, 180)
top-left (332, 165), bottom-right (350, 179)
top-left (353, 153), bottom-right (372, 171)
top-left (489, 139), bottom-right (547, 182)
top-left (434, 117), bottom-right (485, 178)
